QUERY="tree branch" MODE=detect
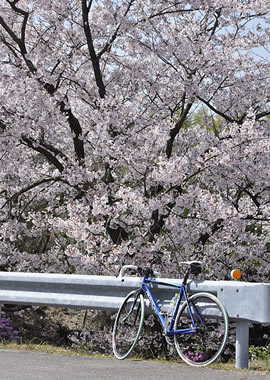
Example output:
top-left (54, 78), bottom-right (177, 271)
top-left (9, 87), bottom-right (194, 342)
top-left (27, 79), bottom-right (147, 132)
top-left (59, 101), bottom-right (85, 164)
top-left (21, 135), bottom-right (64, 173)
top-left (197, 95), bottom-right (244, 124)
top-left (97, 0), bottom-right (135, 59)
top-left (81, 0), bottom-right (106, 98)
top-left (166, 102), bottom-right (193, 158)
top-left (0, 15), bottom-right (21, 46)
top-left (256, 111), bottom-right (270, 120)
top-left (3, 176), bottom-right (62, 206)
top-left (0, 2), bottom-right (85, 166)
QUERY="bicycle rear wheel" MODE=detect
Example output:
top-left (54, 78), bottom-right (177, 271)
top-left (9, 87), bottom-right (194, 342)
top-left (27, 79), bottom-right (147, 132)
top-left (174, 292), bottom-right (229, 366)
top-left (112, 289), bottom-right (145, 359)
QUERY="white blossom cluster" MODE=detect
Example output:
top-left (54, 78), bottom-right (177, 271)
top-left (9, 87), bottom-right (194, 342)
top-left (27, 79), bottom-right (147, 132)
top-left (0, 0), bottom-right (269, 281)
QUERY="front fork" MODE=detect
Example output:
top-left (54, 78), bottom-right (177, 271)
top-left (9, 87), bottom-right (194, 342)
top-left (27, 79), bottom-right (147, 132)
top-left (123, 289), bottom-right (143, 323)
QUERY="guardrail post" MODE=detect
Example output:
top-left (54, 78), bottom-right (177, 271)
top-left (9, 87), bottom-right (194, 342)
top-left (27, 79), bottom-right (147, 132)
top-left (235, 319), bottom-right (249, 369)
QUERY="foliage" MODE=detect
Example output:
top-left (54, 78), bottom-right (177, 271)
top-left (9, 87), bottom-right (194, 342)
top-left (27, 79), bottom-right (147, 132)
top-left (0, 1), bottom-right (270, 281)
top-left (249, 345), bottom-right (270, 362)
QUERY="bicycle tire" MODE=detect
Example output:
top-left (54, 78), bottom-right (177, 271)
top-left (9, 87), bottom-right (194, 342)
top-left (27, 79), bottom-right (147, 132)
top-left (174, 292), bottom-right (229, 366)
top-left (112, 289), bottom-right (145, 359)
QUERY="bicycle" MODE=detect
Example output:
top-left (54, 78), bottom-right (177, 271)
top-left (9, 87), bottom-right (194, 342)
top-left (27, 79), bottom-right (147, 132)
top-left (112, 262), bottom-right (229, 366)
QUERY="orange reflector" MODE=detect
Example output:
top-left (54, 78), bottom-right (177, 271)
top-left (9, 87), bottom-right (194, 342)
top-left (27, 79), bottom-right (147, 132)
top-left (231, 269), bottom-right (242, 280)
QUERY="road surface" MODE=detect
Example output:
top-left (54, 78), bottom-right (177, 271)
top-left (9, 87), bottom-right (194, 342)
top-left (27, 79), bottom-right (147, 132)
top-left (0, 350), bottom-right (269, 380)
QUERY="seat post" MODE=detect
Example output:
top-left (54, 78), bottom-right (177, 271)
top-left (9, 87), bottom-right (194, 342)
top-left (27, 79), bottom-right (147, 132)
top-left (182, 266), bottom-right (191, 286)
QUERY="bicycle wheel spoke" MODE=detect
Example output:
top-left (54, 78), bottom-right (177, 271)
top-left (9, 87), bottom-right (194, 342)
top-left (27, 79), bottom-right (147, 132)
top-left (112, 290), bottom-right (144, 359)
top-left (174, 293), bottom-right (228, 366)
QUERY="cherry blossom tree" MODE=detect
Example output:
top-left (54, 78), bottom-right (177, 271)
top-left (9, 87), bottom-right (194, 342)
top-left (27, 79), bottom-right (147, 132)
top-left (0, 0), bottom-right (270, 280)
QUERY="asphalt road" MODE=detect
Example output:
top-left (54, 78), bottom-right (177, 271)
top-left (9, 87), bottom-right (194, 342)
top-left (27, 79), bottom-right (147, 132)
top-left (0, 350), bottom-right (270, 380)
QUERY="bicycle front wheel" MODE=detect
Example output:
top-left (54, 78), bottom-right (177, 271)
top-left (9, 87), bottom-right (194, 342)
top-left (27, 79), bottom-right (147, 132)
top-left (174, 292), bottom-right (229, 366)
top-left (112, 289), bottom-right (145, 359)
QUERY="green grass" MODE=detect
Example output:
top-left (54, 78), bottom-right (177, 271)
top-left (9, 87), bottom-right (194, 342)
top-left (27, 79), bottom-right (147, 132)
top-left (0, 341), bottom-right (112, 359)
top-left (208, 360), bottom-right (270, 375)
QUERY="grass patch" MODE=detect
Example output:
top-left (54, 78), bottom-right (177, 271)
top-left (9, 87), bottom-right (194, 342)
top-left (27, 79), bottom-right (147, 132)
top-left (208, 360), bottom-right (270, 375)
top-left (0, 341), bottom-right (112, 358)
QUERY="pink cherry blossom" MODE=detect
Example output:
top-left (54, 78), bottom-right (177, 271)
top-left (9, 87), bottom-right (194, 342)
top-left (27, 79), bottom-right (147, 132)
top-left (0, 1), bottom-right (269, 281)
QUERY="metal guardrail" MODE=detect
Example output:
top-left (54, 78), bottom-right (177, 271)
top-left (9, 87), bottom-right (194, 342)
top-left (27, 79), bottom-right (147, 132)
top-left (0, 271), bottom-right (269, 369)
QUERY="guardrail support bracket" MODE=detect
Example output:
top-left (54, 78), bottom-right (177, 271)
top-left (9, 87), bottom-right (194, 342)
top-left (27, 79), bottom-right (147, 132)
top-left (235, 319), bottom-right (249, 369)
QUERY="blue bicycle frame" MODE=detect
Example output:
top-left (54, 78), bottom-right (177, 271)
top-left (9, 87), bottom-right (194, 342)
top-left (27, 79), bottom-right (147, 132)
top-left (140, 276), bottom-right (202, 336)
